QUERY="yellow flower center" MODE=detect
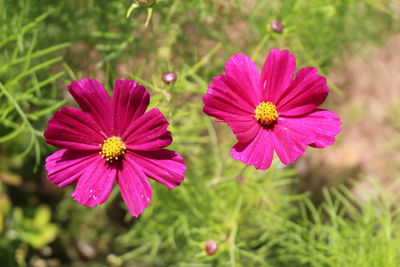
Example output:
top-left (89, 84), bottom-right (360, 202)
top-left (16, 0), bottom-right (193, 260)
top-left (255, 102), bottom-right (278, 126)
top-left (99, 137), bottom-right (126, 162)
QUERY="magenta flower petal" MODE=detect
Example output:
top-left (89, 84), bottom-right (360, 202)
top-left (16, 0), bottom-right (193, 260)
top-left (271, 119), bottom-right (315, 164)
top-left (71, 159), bottom-right (117, 207)
top-left (282, 109), bottom-right (342, 148)
top-left (45, 149), bottom-right (98, 187)
top-left (277, 67), bottom-right (328, 116)
top-left (112, 79), bottom-right (149, 137)
top-left (231, 128), bottom-right (274, 170)
top-left (117, 157), bottom-right (152, 217)
top-left (124, 108), bottom-right (172, 151)
top-left (227, 117), bottom-right (262, 144)
top-left (203, 75), bottom-right (259, 143)
top-left (260, 48), bottom-right (296, 103)
top-left (67, 78), bottom-right (113, 135)
top-left (44, 107), bottom-right (106, 150)
top-left (224, 54), bottom-right (261, 106)
top-left (203, 75), bottom-right (255, 119)
top-left (203, 49), bottom-right (342, 169)
top-left (127, 150), bottom-right (185, 189)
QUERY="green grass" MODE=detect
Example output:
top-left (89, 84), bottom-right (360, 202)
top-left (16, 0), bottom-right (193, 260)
top-left (0, 0), bottom-right (399, 266)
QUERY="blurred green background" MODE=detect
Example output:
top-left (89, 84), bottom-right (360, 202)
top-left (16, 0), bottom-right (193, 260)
top-left (1, 0), bottom-right (400, 266)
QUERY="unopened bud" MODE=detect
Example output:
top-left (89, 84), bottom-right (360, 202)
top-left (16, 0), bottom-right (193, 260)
top-left (205, 240), bottom-right (218, 255)
top-left (236, 176), bottom-right (244, 183)
top-left (271, 20), bottom-right (284, 33)
top-left (162, 72), bottom-right (177, 84)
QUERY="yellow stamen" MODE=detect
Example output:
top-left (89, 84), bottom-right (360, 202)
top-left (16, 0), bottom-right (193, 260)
top-left (99, 137), bottom-right (126, 162)
top-left (255, 102), bottom-right (278, 126)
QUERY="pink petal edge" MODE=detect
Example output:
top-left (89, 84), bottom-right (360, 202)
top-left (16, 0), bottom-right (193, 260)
top-left (224, 54), bottom-right (261, 106)
top-left (44, 107), bottom-right (106, 151)
top-left (71, 157), bottom-right (117, 207)
top-left (67, 78), bottom-right (113, 135)
top-left (231, 127), bottom-right (274, 170)
top-left (112, 79), bottom-right (149, 137)
top-left (277, 67), bottom-right (329, 116)
top-left (260, 48), bottom-right (296, 103)
top-left (117, 157), bottom-right (152, 217)
top-left (124, 108), bottom-right (172, 151)
top-left (45, 149), bottom-right (98, 187)
top-left (126, 149), bottom-right (186, 189)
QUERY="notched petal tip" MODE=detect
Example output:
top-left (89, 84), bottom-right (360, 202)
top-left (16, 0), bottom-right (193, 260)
top-left (270, 48), bottom-right (294, 56)
top-left (261, 48), bottom-right (297, 103)
top-left (112, 78), bottom-right (150, 136)
top-left (117, 159), bottom-right (153, 217)
top-left (70, 160), bottom-right (117, 208)
top-left (227, 53), bottom-right (253, 62)
top-left (67, 78), bottom-right (107, 96)
top-left (65, 78), bottom-right (113, 135)
top-left (230, 129), bottom-right (274, 170)
top-left (44, 107), bottom-right (106, 150)
top-left (124, 108), bottom-right (172, 150)
top-left (127, 149), bottom-right (186, 190)
top-left (307, 110), bottom-right (343, 148)
top-left (276, 66), bottom-right (329, 116)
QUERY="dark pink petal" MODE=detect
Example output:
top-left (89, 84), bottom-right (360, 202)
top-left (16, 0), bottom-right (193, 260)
top-left (44, 107), bottom-right (105, 150)
top-left (260, 49), bottom-right (296, 103)
top-left (117, 157), bottom-right (152, 216)
top-left (276, 67), bottom-right (328, 116)
top-left (203, 74), bottom-right (258, 143)
top-left (203, 75), bottom-right (255, 119)
top-left (227, 117), bottom-right (262, 144)
top-left (123, 108), bottom-right (172, 151)
top-left (112, 79), bottom-right (149, 136)
top-left (231, 128), bottom-right (274, 170)
top-left (127, 150), bottom-right (185, 189)
top-left (281, 109), bottom-right (342, 148)
top-left (71, 158), bottom-right (116, 207)
top-left (45, 149), bottom-right (98, 187)
top-left (67, 79), bottom-right (113, 135)
top-left (224, 54), bottom-right (261, 106)
top-left (272, 117), bottom-right (317, 164)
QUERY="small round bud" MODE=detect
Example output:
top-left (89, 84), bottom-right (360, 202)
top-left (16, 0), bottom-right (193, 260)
top-left (271, 20), bottom-right (284, 33)
top-left (162, 72), bottom-right (177, 84)
top-left (205, 240), bottom-right (218, 255)
top-left (236, 176), bottom-right (244, 183)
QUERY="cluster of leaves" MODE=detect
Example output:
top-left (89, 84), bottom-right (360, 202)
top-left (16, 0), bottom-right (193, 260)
top-left (0, 0), bottom-right (399, 266)
top-left (0, 9), bottom-right (68, 167)
top-left (0, 4), bottom-right (67, 264)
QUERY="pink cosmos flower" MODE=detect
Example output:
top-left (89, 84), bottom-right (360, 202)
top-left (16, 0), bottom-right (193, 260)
top-left (203, 49), bottom-right (342, 170)
top-left (44, 79), bottom-right (186, 216)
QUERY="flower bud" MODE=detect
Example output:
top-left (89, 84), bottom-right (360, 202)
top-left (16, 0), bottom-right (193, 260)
top-left (236, 176), bottom-right (244, 183)
top-left (271, 20), bottom-right (284, 33)
top-left (205, 240), bottom-right (218, 255)
top-left (162, 72), bottom-right (177, 84)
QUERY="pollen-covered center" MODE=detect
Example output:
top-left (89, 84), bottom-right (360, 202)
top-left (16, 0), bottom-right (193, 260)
top-left (99, 137), bottom-right (126, 162)
top-left (255, 102), bottom-right (278, 126)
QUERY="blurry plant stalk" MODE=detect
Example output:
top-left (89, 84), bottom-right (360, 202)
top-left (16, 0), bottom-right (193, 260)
top-left (127, 0), bottom-right (165, 26)
top-left (136, 0), bottom-right (156, 6)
